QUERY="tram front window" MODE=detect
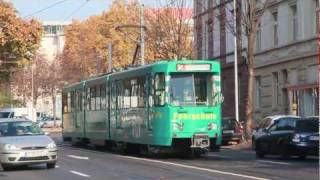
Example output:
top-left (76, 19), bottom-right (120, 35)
top-left (170, 73), bottom-right (211, 106)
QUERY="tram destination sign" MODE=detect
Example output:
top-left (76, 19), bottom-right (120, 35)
top-left (176, 64), bottom-right (211, 71)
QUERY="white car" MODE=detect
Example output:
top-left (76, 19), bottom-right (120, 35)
top-left (38, 117), bottom-right (62, 128)
top-left (0, 118), bottom-right (57, 170)
top-left (252, 115), bottom-right (300, 149)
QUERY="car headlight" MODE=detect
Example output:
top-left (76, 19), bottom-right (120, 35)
top-left (4, 144), bottom-right (19, 151)
top-left (47, 142), bottom-right (56, 149)
top-left (292, 134), bottom-right (301, 143)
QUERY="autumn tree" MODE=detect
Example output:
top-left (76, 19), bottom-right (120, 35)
top-left (0, 0), bottom-right (42, 84)
top-left (10, 53), bottom-right (50, 107)
top-left (219, 0), bottom-right (270, 139)
top-left (145, 0), bottom-right (193, 60)
top-left (61, 0), bottom-right (140, 83)
top-left (60, 0), bottom-right (193, 85)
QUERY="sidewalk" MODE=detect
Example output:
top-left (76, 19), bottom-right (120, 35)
top-left (223, 140), bottom-right (252, 150)
top-left (42, 127), bottom-right (62, 133)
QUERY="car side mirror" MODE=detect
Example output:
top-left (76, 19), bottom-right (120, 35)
top-left (262, 128), bottom-right (268, 133)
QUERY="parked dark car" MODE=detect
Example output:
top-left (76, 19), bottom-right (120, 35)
top-left (221, 117), bottom-right (243, 145)
top-left (252, 115), bottom-right (300, 149)
top-left (255, 116), bottom-right (319, 159)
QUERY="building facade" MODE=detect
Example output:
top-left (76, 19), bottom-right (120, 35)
top-left (194, 0), bottom-right (319, 122)
top-left (35, 21), bottom-right (69, 118)
top-left (193, 0), bottom-right (248, 122)
top-left (39, 21), bottom-right (69, 62)
top-left (254, 0), bottom-right (319, 119)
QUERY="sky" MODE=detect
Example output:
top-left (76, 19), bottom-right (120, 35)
top-left (9, 0), bottom-right (161, 22)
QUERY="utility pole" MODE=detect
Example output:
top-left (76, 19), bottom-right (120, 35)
top-left (31, 63), bottom-right (34, 122)
top-left (140, 3), bottom-right (145, 65)
top-left (108, 43), bottom-right (112, 73)
top-left (233, 0), bottom-right (239, 123)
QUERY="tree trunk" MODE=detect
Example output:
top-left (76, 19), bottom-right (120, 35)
top-left (52, 92), bottom-right (56, 127)
top-left (245, 32), bottom-right (255, 140)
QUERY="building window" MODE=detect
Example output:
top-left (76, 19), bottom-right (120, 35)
top-left (272, 12), bottom-right (278, 46)
top-left (281, 69), bottom-right (289, 112)
top-left (256, 23), bottom-right (261, 51)
top-left (272, 72), bottom-right (280, 107)
top-left (255, 76), bottom-right (262, 109)
top-left (290, 5), bottom-right (298, 41)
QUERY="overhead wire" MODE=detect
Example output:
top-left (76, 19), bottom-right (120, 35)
top-left (23, 0), bottom-right (70, 19)
top-left (64, 0), bottom-right (91, 21)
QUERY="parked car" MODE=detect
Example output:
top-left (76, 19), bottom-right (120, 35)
top-left (252, 115), bottom-right (300, 149)
top-left (38, 117), bottom-right (62, 128)
top-left (221, 117), bottom-right (243, 145)
top-left (0, 118), bottom-right (57, 170)
top-left (255, 116), bottom-right (319, 159)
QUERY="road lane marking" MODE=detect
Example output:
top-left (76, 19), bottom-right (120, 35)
top-left (115, 155), bottom-right (269, 180)
top-left (70, 170), bottom-right (90, 177)
top-left (207, 154), bottom-right (232, 159)
top-left (59, 145), bottom-right (269, 179)
top-left (68, 155), bottom-right (89, 160)
top-left (256, 160), bottom-right (291, 165)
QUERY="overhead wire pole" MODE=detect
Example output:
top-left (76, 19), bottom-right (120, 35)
top-left (108, 43), bottom-right (112, 73)
top-left (140, 3), bottom-right (145, 65)
top-left (233, 0), bottom-right (239, 123)
top-left (31, 62), bottom-right (34, 122)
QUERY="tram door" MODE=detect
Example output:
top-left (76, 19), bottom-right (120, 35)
top-left (74, 90), bottom-right (85, 138)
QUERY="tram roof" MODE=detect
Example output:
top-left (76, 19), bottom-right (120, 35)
top-left (62, 60), bottom-right (220, 91)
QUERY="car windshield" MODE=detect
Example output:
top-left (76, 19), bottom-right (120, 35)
top-left (295, 119), bottom-right (319, 133)
top-left (0, 112), bottom-right (13, 118)
top-left (0, 121), bottom-right (44, 137)
top-left (170, 73), bottom-right (212, 106)
top-left (222, 119), bottom-right (237, 129)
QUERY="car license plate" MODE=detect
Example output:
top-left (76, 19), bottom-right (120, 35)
top-left (24, 151), bottom-right (46, 157)
top-left (223, 130), bottom-right (234, 134)
top-left (309, 136), bottom-right (319, 141)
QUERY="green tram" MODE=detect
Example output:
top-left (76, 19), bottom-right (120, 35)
top-left (62, 60), bottom-right (224, 157)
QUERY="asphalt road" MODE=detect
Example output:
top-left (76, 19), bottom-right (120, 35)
top-left (0, 134), bottom-right (318, 180)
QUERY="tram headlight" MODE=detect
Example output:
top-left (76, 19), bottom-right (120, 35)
top-left (173, 122), bottom-right (184, 131)
top-left (208, 123), bottom-right (217, 130)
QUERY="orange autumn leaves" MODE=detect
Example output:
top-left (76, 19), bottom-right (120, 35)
top-left (61, 0), bottom-right (193, 84)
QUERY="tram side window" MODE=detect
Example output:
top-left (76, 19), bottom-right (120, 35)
top-left (101, 84), bottom-right (106, 110)
top-left (154, 73), bottom-right (165, 106)
top-left (138, 76), bottom-right (146, 108)
top-left (67, 92), bottom-right (71, 112)
top-left (111, 82), bottom-right (117, 110)
top-left (131, 78), bottom-right (138, 108)
top-left (77, 91), bottom-right (83, 111)
top-left (96, 85), bottom-right (101, 110)
top-left (123, 79), bottom-right (131, 108)
top-left (62, 93), bottom-right (68, 113)
top-left (90, 86), bottom-right (96, 110)
top-left (86, 88), bottom-right (91, 110)
top-left (117, 81), bottom-right (123, 109)
top-left (73, 92), bottom-right (78, 111)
